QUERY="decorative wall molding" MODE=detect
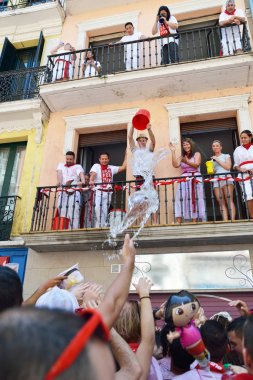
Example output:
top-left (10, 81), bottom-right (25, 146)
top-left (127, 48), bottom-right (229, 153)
top-left (64, 107), bottom-right (138, 152)
top-left (76, 10), bottom-right (141, 49)
top-left (165, 94), bottom-right (251, 145)
top-left (170, 0), bottom-right (224, 15)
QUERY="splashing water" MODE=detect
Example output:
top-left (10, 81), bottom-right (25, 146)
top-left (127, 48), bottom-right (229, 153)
top-left (109, 147), bottom-right (170, 241)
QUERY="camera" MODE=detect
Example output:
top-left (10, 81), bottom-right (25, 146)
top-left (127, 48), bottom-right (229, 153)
top-left (159, 17), bottom-right (165, 24)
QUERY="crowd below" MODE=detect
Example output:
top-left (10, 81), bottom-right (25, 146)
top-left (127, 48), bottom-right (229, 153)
top-left (0, 235), bottom-right (253, 380)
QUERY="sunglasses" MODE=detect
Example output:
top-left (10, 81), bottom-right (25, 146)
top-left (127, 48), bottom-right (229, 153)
top-left (44, 308), bottom-right (110, 380)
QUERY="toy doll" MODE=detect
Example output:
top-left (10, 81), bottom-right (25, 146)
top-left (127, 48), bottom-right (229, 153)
top-left (164, 290), bottom-right (209, 368)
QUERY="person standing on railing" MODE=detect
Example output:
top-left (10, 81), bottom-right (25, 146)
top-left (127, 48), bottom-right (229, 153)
top-left (233, 129), bottom-right (253, 219)
top-left (82, 49), bottom-right (101, 78)
top-left (50, 42), bottom-right (76, 81)
top-left (219, 0), bottom-right (246, 56)
top-left (114, 22), bottom-right (146, 71)
top-left (211, 140), bottom-right (236, 221)
top-left (89, 151), bottom-right (127, 228)
top-left (152, 5), bottom-right (179, 64)
top-left (56, 151), bottom-right (85, 229)
top-left (169, 139), bottom-right (206, 223)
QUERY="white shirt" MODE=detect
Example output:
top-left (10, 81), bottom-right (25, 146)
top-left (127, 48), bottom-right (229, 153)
top-left (174, 368), bottom-right (222, 380)
top-left (57, 163), bottom-right (84, 185)
top-left (219, 9), bottom-right (245, 40)
top-left (157, 15), bottom-right (178, 45)
top-left (83, 60), bottom-right (101, 77)
top-left (90, 163), bottom-right (119, 184)
top-left (233, 145), bottom-right (253, 171)
top-left (120, 32), bottom-right (143, 57)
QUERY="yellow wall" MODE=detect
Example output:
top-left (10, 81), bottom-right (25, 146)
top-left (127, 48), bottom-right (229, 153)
top-left (0, 122), bottom-right (48, 235)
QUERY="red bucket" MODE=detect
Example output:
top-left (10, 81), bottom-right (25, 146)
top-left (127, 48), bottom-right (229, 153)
top-left (132, 109), bottom-right (150, 131)
top-left (52, 216), bottom-right (69, 230)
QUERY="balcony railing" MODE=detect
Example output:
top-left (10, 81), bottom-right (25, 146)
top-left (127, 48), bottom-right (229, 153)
top-left (0, 0), bottom-right (64, 12)
top-left (44, 24), bottom-right (251, 83)
top-left (0, 196), bottom-right (20, 240)
top-left (0, 66), bottom-right (45, 103)
top-left (30, 172), bottom-right (253, 233)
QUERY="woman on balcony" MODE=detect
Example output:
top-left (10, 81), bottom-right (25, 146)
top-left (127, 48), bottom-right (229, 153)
top-left (169, 139), bottom-right (206, 223)
top-left (233, 130), bottom-right (253, 218)
top-left (211, 140), bottom-right (236, 220)
top-left (50, 42), bottom-right (76, 82)
top-left (82, 49), bottom-right (101, 78)
top-left (152, 5), bottom-right (179, 64)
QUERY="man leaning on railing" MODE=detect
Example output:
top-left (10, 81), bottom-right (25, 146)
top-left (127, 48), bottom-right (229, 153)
top-left (219, 0), bottom-right (246, 56)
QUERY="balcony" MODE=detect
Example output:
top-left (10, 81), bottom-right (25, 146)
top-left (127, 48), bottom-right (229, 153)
top-left (25, 172), bottom-right (253, 252)
top-left (0, 66), bottom-right (45, 103)
top-left (0, 196), bottom-right (20, 241)
top-left (0, 0), bottom-right (65, 29)
top-left (40, 24), bottom-right (253, 112)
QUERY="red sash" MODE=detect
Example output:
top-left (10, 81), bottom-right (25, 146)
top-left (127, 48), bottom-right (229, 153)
top-left (100, 165), bottom-right (113, 188)
top-left (55, 58), bottom-right (71, 79)
top-left (160, 23), bottom-right (169, 37)
top-left (239, 160), bottom-right (253, 167)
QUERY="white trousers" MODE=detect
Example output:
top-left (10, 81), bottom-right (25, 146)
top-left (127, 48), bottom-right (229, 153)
top-left (58, 192), bottom-right (80, 229)
top-left (94, 190), bottom-right (112, 228)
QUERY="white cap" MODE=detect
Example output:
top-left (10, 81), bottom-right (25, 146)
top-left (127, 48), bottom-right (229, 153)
top-left (35, 286), bottom-right (79, 313)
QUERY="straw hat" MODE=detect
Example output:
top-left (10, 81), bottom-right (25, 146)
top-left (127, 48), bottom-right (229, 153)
top-left (136, 134), bottom-right (148, 141)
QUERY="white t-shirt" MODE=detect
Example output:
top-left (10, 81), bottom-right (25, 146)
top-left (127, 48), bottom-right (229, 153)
top-left (90, 163), bottom-right (119, 184)
top-left (157, 15), bottom-right (178, 45)
top-left (120, 32), bottom-right (143, 58)
top-left (233, 145), bottom-right (253, 171)
top-left (57, 163), bottom-right (84, 185)
top-left (213, 153), bottom-right (231, 174)
top-left (83, 60), bottom-right (101, 77)
top-left (219, 9), bottom-right (245, 40)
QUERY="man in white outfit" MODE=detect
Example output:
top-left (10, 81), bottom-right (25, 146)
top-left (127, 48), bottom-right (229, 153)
top-left (89, 151), bottom-right (127, 228)
top-left (56, 151), bottom-right (85, 229)
top-left (115, 22), bottom-right (145, 71)
top-left (219, 0), bottom-right (246, 56)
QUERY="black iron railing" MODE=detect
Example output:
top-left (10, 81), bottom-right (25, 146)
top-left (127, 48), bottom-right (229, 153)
top-left (0, 66), bottom-right (45, 102)
top-left (44, 24), bottom-right (251, 83)
top-left (0, 196), bottom-right (20, 240)
top-left (0, 0), bottom-right (64, 11)
top-left (30, 172), bottom-right (253, 232)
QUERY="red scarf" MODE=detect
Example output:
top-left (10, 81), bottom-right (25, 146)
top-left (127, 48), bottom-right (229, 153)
top-left (243, 143), bottom-right (253, 150)
top-left (100, 164), bottom-right (112, 188)
top-left (129, 342), bottom-right (139, 353)
top-left (225, 8), bottom-right (236, 15)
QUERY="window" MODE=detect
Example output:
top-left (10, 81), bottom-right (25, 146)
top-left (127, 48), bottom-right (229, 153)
top-left (0, 142), bottom-right (26, 197)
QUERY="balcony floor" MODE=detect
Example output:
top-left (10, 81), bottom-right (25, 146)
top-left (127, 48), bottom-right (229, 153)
top-left (22, 220), bottom-right (253, 252)
top-left (40, 53), bottom-right (253, 112)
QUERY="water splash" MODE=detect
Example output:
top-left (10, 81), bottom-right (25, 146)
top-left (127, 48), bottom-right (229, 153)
top-left (109, 147), bottom-right (170, 241)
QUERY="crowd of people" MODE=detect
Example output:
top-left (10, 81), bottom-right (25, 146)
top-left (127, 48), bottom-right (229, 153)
top-left (0, 239), bottom-right (253, 380)
top-left (49, 1), bottom-right (246, 81)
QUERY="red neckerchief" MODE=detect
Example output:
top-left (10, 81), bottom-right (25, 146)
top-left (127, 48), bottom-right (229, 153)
top-left (225, 8), bottom-right (236, 15)
top-left (64, 163), bottom-right (75, 167)
top-left (243, 143), bottom-right (253, 150)
top-left (129, 342), bottom-right (139, 353)
top-left (100, 164), bottom-right (108, 170)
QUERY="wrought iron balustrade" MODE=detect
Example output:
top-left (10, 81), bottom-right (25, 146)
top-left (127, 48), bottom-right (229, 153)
top-left (44, 24), bottom-right (251, 83)
top-left (0, 66), bottom-right (46, 103)
top-left (0, 196), bottom-right (20, 241)
top-left (0, 0), bottom-right (64, 12)
top-left (30, 172), bottom-right (253, 233)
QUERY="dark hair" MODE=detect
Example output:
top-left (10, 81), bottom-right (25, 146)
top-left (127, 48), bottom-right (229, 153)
top-left (164, 290), bottom-right (200, 325)
top-left (99, 152), bottom-right (110, 159)
top-left (86, 49), bottom-right (97, 61)
top-left (0, 266), bottom-right (23, 312)
top-left (157, 5), bottom-right (171, 20)
top-left (65, 151), bottom-right (75, 158)
top-left (182, 138), bottom-right (196, 159)
top-left (125, 22), bottom-right (133, 28)
top-left (200, 320), bottom-right (228, 363)
top-left (243, 315), bottom-right (253, 360)
top-left (240, 129), bottom-right (253, 143)
top-left (227, 316), bottom-right (247, 339)
top-left (0, 307), bottom-right (107, 380)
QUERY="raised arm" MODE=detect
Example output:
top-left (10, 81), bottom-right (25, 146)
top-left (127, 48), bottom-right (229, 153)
top-left (169, 143), bottom-right (181, 168)
top-left (99, 234), bottom-right (136, 329)
top-left (23, 276), bottom-right (67, 306)
top-left (50, 43), bottom-right (62, 55)
top-left (147, 123), bottom-right (155, 152)
top-left (118, 149), bottom-right (127, 173)
top-left (134, 277), bottom-right (155, 380)
top-left (110, 328), bottom-right (142, 380)
top-left (128, 124), bottom-right (136, 152)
